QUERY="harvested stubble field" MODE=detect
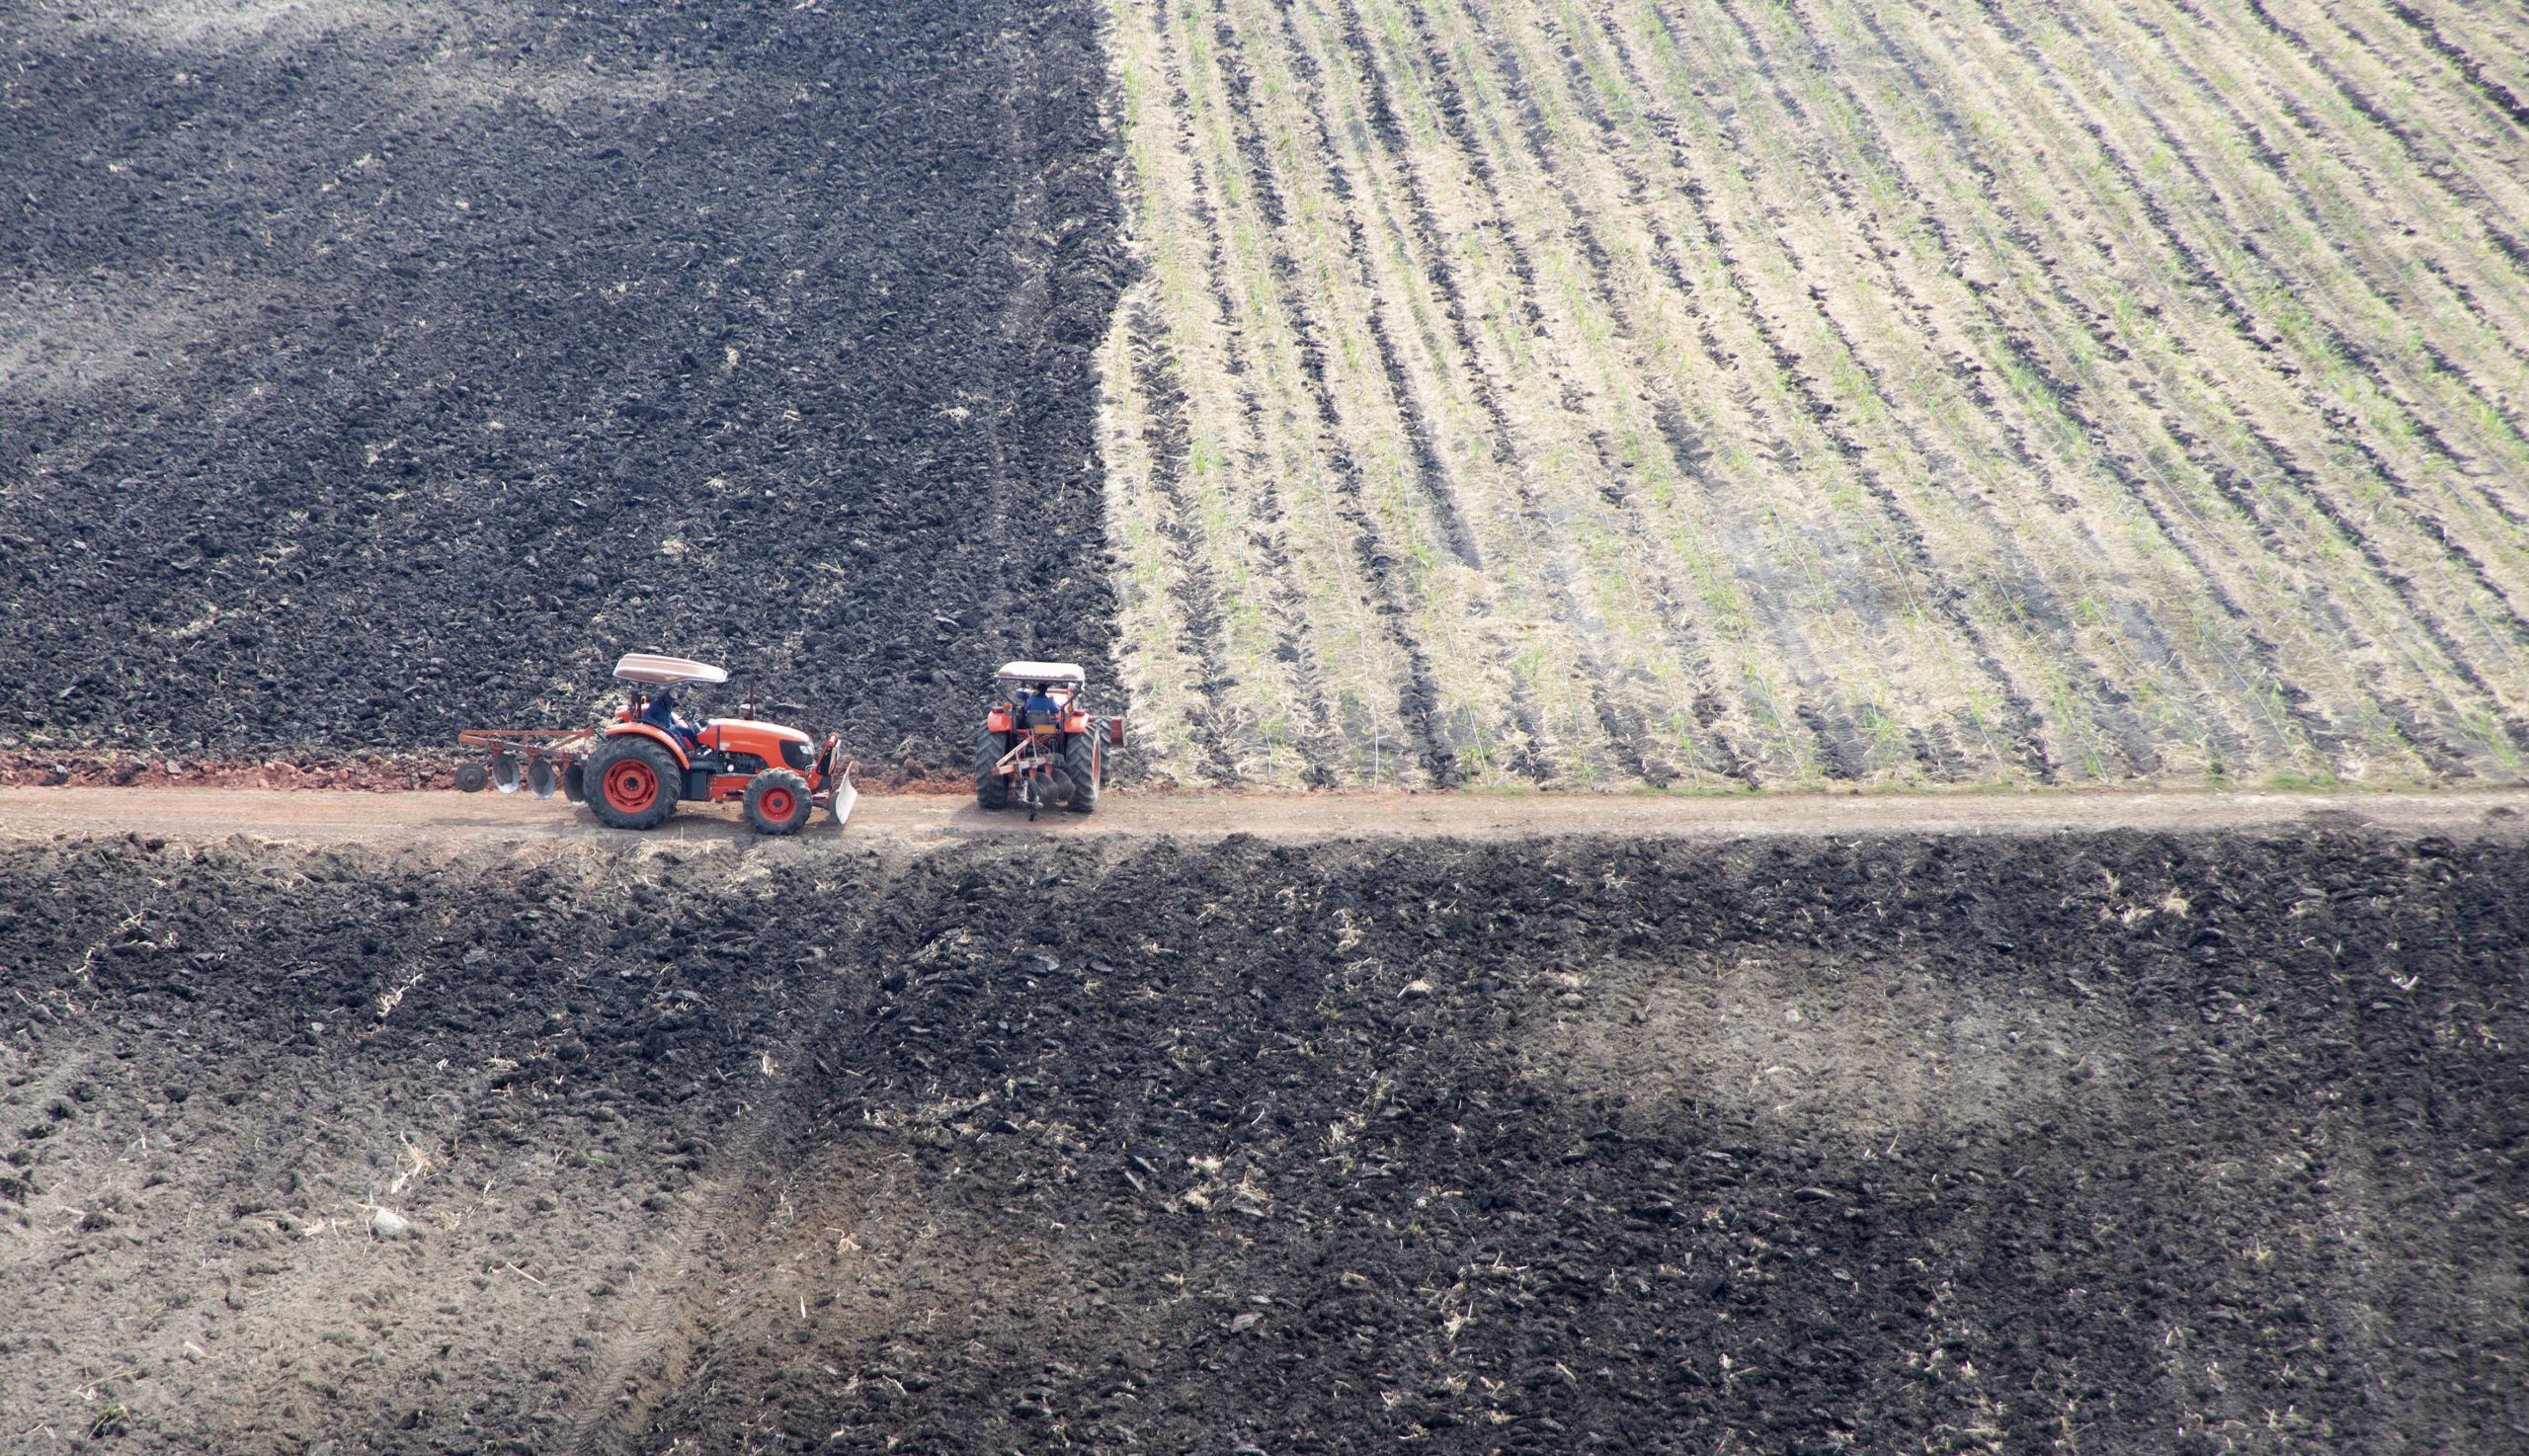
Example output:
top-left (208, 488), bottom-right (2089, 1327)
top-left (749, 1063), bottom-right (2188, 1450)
top-left (1100, 0), bottom-right (2529, 791)
top-left (3, 823), bottom-right (2524, 1453)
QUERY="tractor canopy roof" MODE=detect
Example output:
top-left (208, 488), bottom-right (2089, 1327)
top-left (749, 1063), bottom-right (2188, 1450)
top-left (996, 660), bottom-right (1086, 687)
top-left (614, 652), bottom-right (730, 688)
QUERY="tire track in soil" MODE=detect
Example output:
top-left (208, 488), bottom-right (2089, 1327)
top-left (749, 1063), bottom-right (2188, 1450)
top-left (994, 16), bottom-right (1133, 701)
top-left (1120, 301), bottom-right (1246, 786)
top-left (547, 832), bottom-right (2529, 1455)
top-left (1964, 0), bottom-right (2529, 765)
top-left (1199, 8), bottom-right (1462, 788)
top-left (1633, 0), bottom-right (2172, 776)
top-left (0, 1044), bottom-right (98, 1224)
top-left (1862, 0), bottom-right (2488, 772)
top-left (561, 858), bottom-right (900, 1455)
top-left (1315, 0), bottom-right (1718, 786)
top-left (1393, 0), bottom-right (1878, 783)
top-left (1565, 0), bottom-right (2062, 781)
top-left (1824, 0), bottom-right (2417, 771)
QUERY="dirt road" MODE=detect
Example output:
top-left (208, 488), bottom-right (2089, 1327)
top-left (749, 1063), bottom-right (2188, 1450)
top-left (2, 782), bottom-right (2523, 848)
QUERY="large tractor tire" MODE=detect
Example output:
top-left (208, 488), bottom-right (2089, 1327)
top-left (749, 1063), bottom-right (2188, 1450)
top-left (584, 736), bottom-right (681, 831)
top-left (1062, 733), bottom-right (1100, 814)
top-left (1091, 718), bottom-right (1116, 786)
top-left (974, 728), bottom-right (1011, 810)
top-left (743, 769), bottom-right (813, 836)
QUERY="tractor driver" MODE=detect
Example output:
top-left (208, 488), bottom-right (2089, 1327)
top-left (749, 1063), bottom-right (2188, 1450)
top-left (642, 687), bottom-right (703, 753)
top-left (1020, 683), bottom-right (1062, 731)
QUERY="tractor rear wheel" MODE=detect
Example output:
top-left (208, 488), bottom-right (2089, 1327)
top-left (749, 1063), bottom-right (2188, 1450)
top-left (1062, 734), bottom-right (1100, 814)
top-left (1092, 718), bottom-right (1115, 785)
top-left (743, 769), bottom-right (812, 836)
top-left (974, 728), bottom-right (1010, 810)
top-left (585, 737), bottom-right (680, 830)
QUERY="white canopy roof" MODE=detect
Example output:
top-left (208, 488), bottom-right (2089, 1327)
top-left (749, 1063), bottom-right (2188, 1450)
top-left (996, 660), bottom-right (1086, 686)
top-left (613, 652), bottom-right (729, 687)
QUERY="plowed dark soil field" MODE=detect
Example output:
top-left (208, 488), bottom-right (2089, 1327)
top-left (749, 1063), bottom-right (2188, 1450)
top-left (6, 825), bottom-right (2522, 1453)
top-left (0, 0), bottom-right (1118, 765)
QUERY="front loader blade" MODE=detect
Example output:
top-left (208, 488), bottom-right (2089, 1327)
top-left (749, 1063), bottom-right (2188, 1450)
top-left (828, 766), bottom-right (859, 831)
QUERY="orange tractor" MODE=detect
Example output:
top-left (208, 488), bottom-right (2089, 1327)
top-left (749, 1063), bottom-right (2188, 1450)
top-left (454, 653), bottom-right (856, 835)
top-left (975, 660), bottom-right (1123, 818)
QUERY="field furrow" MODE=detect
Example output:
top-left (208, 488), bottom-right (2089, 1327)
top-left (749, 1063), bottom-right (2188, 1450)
top-left (2066, 2), bottom-right (2529, 592)
top-left (1848, 1), bottom-right (2483, 771)
top-left (1946, 3), bottom-right (2529, 764)
top-left (1100, 0), bottom-right (2529, 787)
top-left (2399, 0), bottom-right (2529, 116)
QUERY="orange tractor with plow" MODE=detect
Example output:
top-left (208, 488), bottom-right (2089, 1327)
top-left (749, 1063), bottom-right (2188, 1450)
top-left (453, 654), bottom-right (856, 835)
top-left (975, 660), bottom-right (1124, 819)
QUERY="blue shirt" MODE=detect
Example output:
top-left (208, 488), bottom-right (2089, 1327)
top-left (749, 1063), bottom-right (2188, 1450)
top-left (643, 688), bottom-right (698, 748)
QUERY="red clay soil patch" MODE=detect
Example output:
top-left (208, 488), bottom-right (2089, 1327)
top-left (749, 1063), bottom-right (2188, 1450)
top-left (0, 754), bottom-right (976, 796)
top-left (0, 751), bottom-right (447, 792)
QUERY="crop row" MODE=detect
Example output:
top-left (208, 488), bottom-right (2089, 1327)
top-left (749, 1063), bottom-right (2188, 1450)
top-left (1100, 0), bottom-right (2529, 787)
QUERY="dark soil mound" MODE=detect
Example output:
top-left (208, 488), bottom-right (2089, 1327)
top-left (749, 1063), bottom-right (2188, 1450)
top-left (0, 0), bottom-right (1120, 765)
top-left (4, 828), bottom-right (2523, 1453)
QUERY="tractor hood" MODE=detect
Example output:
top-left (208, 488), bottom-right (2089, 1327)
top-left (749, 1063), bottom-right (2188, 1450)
top-left (700, 719), bottom-right (812, 747)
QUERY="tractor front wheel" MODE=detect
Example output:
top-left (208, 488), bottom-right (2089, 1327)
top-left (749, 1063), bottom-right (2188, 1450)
top-left (584, 737), bottom-right (681, 831)
top-left (744, 769), bottom-right (813, 836)
top-left (974, 728), bottom-right (1010, 810)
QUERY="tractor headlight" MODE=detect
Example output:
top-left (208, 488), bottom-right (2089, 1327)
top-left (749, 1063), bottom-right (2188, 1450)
top-left (780, 739), bottom-right (814, 771)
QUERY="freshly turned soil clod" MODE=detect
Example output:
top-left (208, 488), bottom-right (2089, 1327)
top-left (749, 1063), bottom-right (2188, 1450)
top-left (1, 828), bottom-right (2521, 1450)
top-left (0, 0), bottom-right (1124, 768)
